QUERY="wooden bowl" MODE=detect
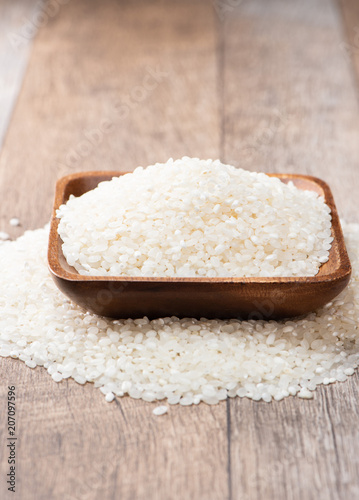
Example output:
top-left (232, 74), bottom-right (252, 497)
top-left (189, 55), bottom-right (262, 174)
top-left (48, 171), bottom-right (352, 320)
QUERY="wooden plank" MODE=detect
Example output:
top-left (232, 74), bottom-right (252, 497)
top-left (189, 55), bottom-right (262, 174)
top-left (222, 0), bottom-right (359, 498)
top-left (221, 0), bottom-right (359, 223)
top-left (0, 1), bottom-right (228, 500)
top-left (228, 377), bottom-right (359, 500)
top-left (338, 0), bottom-right (359, 86)
top-left (0, 358), bottom-right (228, 500)
top-left (0, 0), bottom-right (221, 237)
top-left (0, 0), bottom-right (40, 150)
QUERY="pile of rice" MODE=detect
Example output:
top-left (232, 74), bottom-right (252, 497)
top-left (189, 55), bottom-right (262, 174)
top-left (0, 222), bottom-right (358, 404)
top-left (57, 158), bottom-right (333, 277)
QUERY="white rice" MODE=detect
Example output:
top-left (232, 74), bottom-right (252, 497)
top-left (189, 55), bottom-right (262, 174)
top-left (9, 217), bottom-right (20, 227)
top-left (0, 231), bottom-right (10, 240)
top-left (153, 405), bottom-right (168, 416)
top-left (0, 222), bottom-right (358, 404)
top-left (57, 158), bottom-right (333, 278)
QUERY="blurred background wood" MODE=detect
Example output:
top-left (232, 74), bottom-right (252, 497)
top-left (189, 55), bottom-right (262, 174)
top-left (0, 0), bottom-right (359, 499)
top-left (0, 0), bottom-right (40, 149)
top-left (222, 0), bottom-right (359, 222)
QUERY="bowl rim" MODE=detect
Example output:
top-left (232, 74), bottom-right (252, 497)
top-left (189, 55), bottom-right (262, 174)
top-left (48, 171), bottom-right (352, 285)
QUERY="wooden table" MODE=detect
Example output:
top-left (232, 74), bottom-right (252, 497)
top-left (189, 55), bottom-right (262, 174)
top-left (1, 1), bottom-right (359, 498)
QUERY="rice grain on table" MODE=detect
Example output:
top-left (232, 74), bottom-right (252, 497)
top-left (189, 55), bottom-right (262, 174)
top-left (0, 222), bottom-right (358, 404)
top-left (153, 406), bottom-right (168, 416)
top-left (57, 158), bottom-right (333, 278)
top-left (9, 217), bottom-right (20, 227)
top-left (0, 231), bottom-right (10, 240)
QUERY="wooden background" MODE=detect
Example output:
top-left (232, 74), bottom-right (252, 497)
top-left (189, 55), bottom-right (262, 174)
top-left (0, 0), bottom-right (359, 498)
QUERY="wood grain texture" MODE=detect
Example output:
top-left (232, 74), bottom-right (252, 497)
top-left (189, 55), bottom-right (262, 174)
top-left (0, 0), bottom-right (359, 499)
top-left (221, 0), bottom-right (359, 222)
top-left (0, 358), bottom-right (227, 500)
top-left (0, 0), bottom-right (39, 149)
top-left (338, 0), bottom-right (359, 87)
top-left (229, 376), bottom-right (359, 500)
top-left (0, 0), bottom-right (220, 236)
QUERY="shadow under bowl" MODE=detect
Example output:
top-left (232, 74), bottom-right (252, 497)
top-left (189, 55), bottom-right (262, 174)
top-left (48, 171), bottom-right (352, 320)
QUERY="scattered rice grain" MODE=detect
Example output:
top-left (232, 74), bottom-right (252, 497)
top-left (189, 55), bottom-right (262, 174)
top-left (153, 405), bottom-right (168, 416)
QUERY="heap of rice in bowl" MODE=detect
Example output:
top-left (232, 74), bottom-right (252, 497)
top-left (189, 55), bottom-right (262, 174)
top-left (57, 158), bottom-right (333, 278)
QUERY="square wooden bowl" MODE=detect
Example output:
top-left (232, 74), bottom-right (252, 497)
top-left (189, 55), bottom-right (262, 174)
top-left (48, 171), bottom-right (352, 320)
